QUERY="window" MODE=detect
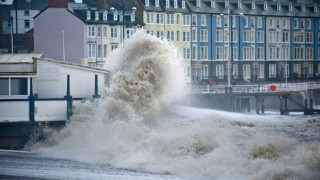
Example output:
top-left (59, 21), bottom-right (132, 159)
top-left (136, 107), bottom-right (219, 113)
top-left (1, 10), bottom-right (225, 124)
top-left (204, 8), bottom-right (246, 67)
top-left (309, 64), bottom-right (313, 75)
top-left (97, 27), bottom-right (101, 38)
top-left (183, 48), bottom-right (191, 59)
top-left (250, 17), bottom-right (255, 28)
top-left (282, 47), bottom-right (289, 60)
top-left (103, 44), bottom-right (107, 58)
top-left (216, 64), bottom-right (224, 79)
top-left (257, 47), bottom-right (264, 60)
top-left (176, 15), bottom-right (179, 25)
top-left (97, 44), bottom-right (102, 58)
top-left (88, 43), bottom-right (96, 58)
top-left (269, 47), bottom-right (280, 60)
top-left (231, 30), bottom-right (237, 42)
top-left (211, 0), bottom-right (215, 8)
top-left (217, 16), bottom-right (221, 27)
top-left (251, 46), bottom-right (255, 60)
top-left (251, 30), bottom-right (255, 42)
top-left (147, 30), bottom-right (154, 35)
top-left (0, 77), bottom-right (28, 96)
top-left (200, 46), bottom-right (208, 60)
top-left (294, 47), bottom-right (304, 60)
top-left (183, 15), bottom-right (190, 26)
top-left (145, 0), bottom-right (149, 6)
top-left (233, 64), bottom-right (238, 78)
top-left (251, 1), bottom-right (255, 10)
top-left (166, 0), bottom-right (169, 8)
top-left (224, 29), bottom-right (229, 42)
top-left (182, 1), bottom-right (185, 9)
top-left (293, 19), bottom-right (298, 29)
top-left (156, 31), bottom-right (164, 39)
top-left (276, 19), bottom-right (280, 28)
top-left (264, 1), bottom-right (267, 10)
top-left (243, 30), bottom-right (250, 42)
top-left (238, 1), bottom-right (242, 9)
top-left (269, 19), bottom-right (273, 28)
top-left (306, 32), bottom-right (313, 43)
top-left (24, 20), bottom-right (30, 28)
top-left (201, 15), bottom-right (206, 26)
top-left (244, 17), bottom-right (250, 27)
top-left (174, 0), bottom-right (177, 8)
top-left (183, 31), bottom-right (190, 42)
top-left (301, 19), bottom-right (305, 29)
top-left (216, 46), bottom-right (223, 60)
top-left (103, 11), bottom-right (107, 20)
top-left (277, 3), bottom-right (281, 11)
top-left (167, 31), bottom-right (174, 41)
top-left (282, 31), bottom-right (289, 42)
top-left (259, 64), bottom-right (264, 78)
top-left (243, 64), bottom-right (251, 79)
top-left (285, 64), bottom-right (289, 77)
top-left (294, 64), bottom-right (301, 76)
top-left (269, 64), bottom-right (276, 78)
top-left (167, 14), bottom-right (174, 25)
top-left (87, 10), bottom-right (91, 20)
top-left (24, 10), bottom-right (30, 16)
top-left (155, 0), bottom-right (159, 7)
top-left (216, 30), bottom-right (223, 42)
top-left (202, 65), bottom-right (208, 79)
top-left (232, 16), bottom-right (236, 27)
top-left (197, 0), bottom-right (201, 7)
top-left (315, 5), bottom-right (318, 13)
top-left (307, 19), bottom-right (311, 29)
top-left (289, 3), bottom-right (292, 12)
top-left (111, 27), bottom-right (118, 39)
top-left (192, 15), bottom-right (197, 26)
top-left (177, 31), bottom-right (180, 41)
top-left (95, 11), bottom-right (99, 20)
top-left (147, 12), bottom-right (154, 24)
top-left (283, 19), bottom-right (287, 28)
top-left (269, 31), bottom-right (280, 43)
top-left (88, 25), bottom-right (95, 37)
top-left (200, 29), bottom-right (208, 42)
top-left (192, 28), bottom-right (197, 42)
top-left (257, 31), bottom-right (264, 43)
top-left (294, 31), bottom-right (304, 43)
top-left (103, 27), bottom-right (107, 38)
top-left (257, 17), bottom-right (262, 28)
top-left (192, 45), bottom-right (197, 60)
top-left (243, 46), bottom-right (250, 60)
top-left (306, 47), bottom-right (313, 60)
top-left (224, 16), bottom-right (229, 27)
top-left (113, 12), bottom-right (118, 21)
top-left (302, 4), bottom-right (305, 12)
top-left (232, 47), bottom-right (238, 60)
top-left (111, 44), bottom-right (118, 51)
top-left (156, 13), bottom-right (164, 24)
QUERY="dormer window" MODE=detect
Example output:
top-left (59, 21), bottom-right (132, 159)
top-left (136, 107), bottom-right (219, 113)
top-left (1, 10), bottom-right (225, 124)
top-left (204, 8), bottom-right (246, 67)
top-left (120, 13), bottom-right (123, 21)
top-left (277, 3), bottom-right (281, 11)
top-left (174, 0), bottom-right (177, 8)
top-left (302, 4), bottom-right (305, 12)
top-left (264, 1), bottom-right (267, 11)
top-left (225, 0), bottom-right (229, 8)
top-left (95, 11), bottom-right (99, 20)
top-left (315, 4), bottom-right (318, 13)
top-left (114, 11), bottom-right (118, 21)
top-left (197, 0), bottom-right (200, 7)
top-left (238, 1), bottom-right (242, 9)
top-left (87, 10), bottom-right (91, 20)
top-left (131, 13), bottom-right (135, 22)
top-left (252, 1), bottom-right (255, 10)
top-left (155, 0), bottom-right (159, 7)
top-left (145, 0), bottom-right (149, 7)
top-left (289, 3), bottom-right (292, 12)
top-left (166, 0), bottom-right (169, 8)
top-left (103, 11), bottom-right (107, 20)
top-left (211, 0), bottom-right (215, 9)
top-left (182, 1), bottom-right (185, 9)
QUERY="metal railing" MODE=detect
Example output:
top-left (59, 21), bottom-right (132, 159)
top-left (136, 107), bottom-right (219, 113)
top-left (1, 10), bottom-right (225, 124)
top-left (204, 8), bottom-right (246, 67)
top-left (191, 82), bottom-right (320, 95)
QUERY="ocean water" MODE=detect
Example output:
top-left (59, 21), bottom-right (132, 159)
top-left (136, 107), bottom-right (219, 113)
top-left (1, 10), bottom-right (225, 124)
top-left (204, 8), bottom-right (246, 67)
top-left (25, 30), bottom-right (320, 180)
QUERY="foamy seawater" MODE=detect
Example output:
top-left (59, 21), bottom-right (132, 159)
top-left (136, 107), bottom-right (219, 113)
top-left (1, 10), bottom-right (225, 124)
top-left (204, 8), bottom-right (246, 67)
top-left (29, 31), bottom-right (320, 180)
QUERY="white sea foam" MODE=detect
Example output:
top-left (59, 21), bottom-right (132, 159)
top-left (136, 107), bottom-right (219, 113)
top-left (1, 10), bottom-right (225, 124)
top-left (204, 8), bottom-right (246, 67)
top-left (31, 30), bottom-right (320, 180)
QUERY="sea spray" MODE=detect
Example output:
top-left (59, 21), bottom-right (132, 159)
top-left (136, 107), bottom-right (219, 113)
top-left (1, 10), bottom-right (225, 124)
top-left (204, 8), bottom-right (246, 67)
top-left (31, 31), bottom-right (320, 180)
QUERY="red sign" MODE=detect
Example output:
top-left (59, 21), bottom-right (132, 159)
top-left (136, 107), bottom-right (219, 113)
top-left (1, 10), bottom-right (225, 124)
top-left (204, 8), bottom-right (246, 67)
top-left (269, 85), bottom-right (276, 91)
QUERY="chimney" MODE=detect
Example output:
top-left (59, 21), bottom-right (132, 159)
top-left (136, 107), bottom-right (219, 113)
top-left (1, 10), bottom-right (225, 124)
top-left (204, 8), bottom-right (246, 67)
top-left (49, 0), bottom-right (68, 8)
